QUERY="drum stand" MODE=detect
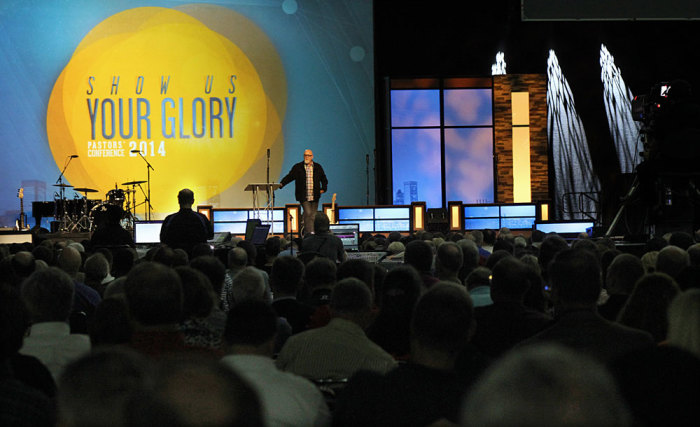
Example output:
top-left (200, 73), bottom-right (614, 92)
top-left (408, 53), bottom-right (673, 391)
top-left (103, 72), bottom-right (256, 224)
top-left (72, 188), bottom-right (98, 232)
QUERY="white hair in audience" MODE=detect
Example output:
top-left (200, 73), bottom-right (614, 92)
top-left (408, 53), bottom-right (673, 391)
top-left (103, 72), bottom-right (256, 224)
top-left (461, 344), bottom-right (631, 427)
top-left (667, 289), bottom-right (700, 359)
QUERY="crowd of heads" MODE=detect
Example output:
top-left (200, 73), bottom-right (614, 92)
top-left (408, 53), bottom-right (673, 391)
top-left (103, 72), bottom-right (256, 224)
top-left (1, 225), bottom-right (699, 426)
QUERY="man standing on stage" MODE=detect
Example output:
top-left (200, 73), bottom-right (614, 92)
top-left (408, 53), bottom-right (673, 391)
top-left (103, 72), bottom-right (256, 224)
top-left (160, 188), bottom-right (213, 254)
top-left (279, 149), bottom-right (328, 235)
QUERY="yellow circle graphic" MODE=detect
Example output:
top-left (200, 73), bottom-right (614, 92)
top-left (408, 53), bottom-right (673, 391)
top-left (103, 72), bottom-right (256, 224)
top-left (47, 6), bottom-right (286, 215)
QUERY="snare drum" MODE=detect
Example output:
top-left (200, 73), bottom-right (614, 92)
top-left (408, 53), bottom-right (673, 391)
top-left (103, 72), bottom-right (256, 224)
top-left (106, 189), bottom-right (125, 207)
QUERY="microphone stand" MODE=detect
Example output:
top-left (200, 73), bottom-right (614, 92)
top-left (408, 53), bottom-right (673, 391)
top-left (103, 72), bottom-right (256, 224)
top-left (366, 154), bottom-right (370, 205)
top-left (133, 151), bottom-right (154, 220)
top-left (266, 148), bottom-right (275, 210)
top-left (56, 156), bottom-right (76, 231)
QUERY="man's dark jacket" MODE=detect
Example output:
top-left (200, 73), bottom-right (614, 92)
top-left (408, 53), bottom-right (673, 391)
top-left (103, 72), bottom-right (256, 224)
top-left (279, 161), bottom-right (328, 202)
top-left (160, 208), bottom-right (214, 254)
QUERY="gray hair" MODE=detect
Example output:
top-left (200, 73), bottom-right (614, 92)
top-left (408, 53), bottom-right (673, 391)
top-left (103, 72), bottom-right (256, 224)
top-left (462, 344), bottom-right (631, 426)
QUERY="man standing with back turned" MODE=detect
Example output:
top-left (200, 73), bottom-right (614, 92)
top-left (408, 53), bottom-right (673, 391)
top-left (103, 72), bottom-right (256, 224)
top-left (160, 188), bottom-right (213, 255)
top-left (279, 149), bottom-right (328, 235)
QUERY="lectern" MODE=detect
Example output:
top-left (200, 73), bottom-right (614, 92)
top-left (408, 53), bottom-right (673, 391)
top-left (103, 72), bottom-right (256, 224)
top-left (244, 183), bottom-right (282, 222)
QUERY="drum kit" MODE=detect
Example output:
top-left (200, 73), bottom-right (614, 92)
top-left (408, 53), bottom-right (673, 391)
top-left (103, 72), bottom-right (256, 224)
top-left (49, 180), bottom-right (147, 232)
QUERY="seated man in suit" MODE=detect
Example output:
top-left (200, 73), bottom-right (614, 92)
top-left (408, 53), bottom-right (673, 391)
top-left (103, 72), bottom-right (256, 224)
top-left (521, 248), bottom-right (654, 363)
top-left (335, 283), bottom-right (480, 426)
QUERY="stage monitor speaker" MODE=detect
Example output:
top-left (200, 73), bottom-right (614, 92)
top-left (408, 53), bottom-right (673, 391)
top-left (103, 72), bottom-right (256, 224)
top-left (244, 218), bottom-right (262, 241)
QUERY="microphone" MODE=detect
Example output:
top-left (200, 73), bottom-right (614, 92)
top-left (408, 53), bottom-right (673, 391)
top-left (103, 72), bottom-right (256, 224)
top-left (267, 148), bottom-right (270, 157)
top-left (70, 155), bottom-right (79, 158)
top-left (130, 149), bottom-right (140, 153)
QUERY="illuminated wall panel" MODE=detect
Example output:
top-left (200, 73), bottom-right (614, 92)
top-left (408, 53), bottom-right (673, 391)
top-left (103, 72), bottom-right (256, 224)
top-left (493, 75), bottom-right (548, 203)
top-left (512, 92), bottom-right (531, 203)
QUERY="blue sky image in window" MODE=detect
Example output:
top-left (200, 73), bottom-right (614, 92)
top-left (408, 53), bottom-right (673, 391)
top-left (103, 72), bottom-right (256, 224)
top-left (445, 127), bottom-right (494, 204)
top-left (391, 128), bottom-right (443, 208)
top-left (390, 89), bottom-right (440, 127)
top-left (444, 89), bottom-right (493, 126)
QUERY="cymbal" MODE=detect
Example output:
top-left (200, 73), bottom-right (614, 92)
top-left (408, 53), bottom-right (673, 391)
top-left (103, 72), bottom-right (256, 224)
top-left (122, 180), bottom-right (146, 186)
top-left (53, 183), bottom-right (73, 188)
top-left (74, 187), bottom-right (98, 193)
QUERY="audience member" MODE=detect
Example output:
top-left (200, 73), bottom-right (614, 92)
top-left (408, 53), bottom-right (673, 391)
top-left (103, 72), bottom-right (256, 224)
top-left (90, 204), bottom-right (135, 249)
top-left (366, 265), bottom-right (422, 359)
top-left (616, 273), bottom-right (680, 342)
top-left (159, 188), bottom-right (214, 255)
top-left (189, 255), bottom-right (228, 335)
top-left (456, 239), bottom-right (479, 283)
top-left (191, 242), bottom-right (214, 259)
top-left (125, 261), bottom-right (215, 359)
top-left (336, 258), bottom-right (376, 301)
top-left (537, 234), bottom-right (569, 277)
top-left (669, 231), bottom-right (694, 250)
top-left (465, 266), bottom-right (493, 308)
top-left (435, 241), bottom-right (463, 285)
top-left (302, 256), bottom-right (337, 329)
top-left (19, 267), bottom-right (91, 380)
top-left (484, 249), bottom-right (512, 271)
top-left (1, 285), bottom-right (57, 399)
top-left (404, 239), bottom-right (438, 289)
top-left (471, 257), bottom-right (552, 358)
top-left (656, 245), bottom-right (691, 279)
top-left (270, 256), bottom-right (315, 334)
top-left (146, 356), bottom-right (264, 427)
top-left (645, 235), bottom-right (668, 252)
top-left (172, 248), bottom-right (189, 267)
top-left (221, 300), bottom-right (330, 426)
top-left (687, 242), bottom-right (700, 266)
top-left (303, 256), bottom-right (337, 308)
top-left (461, 344), bottom-right (631, 427)
top-left (301, 212), bottom-right (346, 263)
top-left (151, 245), bottom-right (176, 267)
top-left (667, 289), bottom-right (700, 358)
top-left (276, 278), bottom-right (397, 380)
top-left (336, 284), bottom-right (476, 426)
top-left (519, 254), bottom-right (548, 313)
top-left (237, 240), bottom-right (273, 300)
top-left (89, 297), bottom-right (132, 348)
top-left (83, 252), bottom-right (110, 297)
top-left (111, 247), bottom-right (135, 279)
top-left (175, 266), bottom-right (224, 353)
top-left (521, 249), bottom-right (654, 363)
top-left (611, 345), bottom-right (700, 426)
top-left (1, 287), bottom-right (54, 426)
top-left (10, 251), bottom-right (36, 285)
top-left (598, 253), bottom-right (645, 321)
top-left (230, 266), bottom-right (292, 354)
top-left (57, 348), bottom-right (152, 427)
top-left (221, 246), bottom-right (249, 311)
top-left (31, 245), bottom-right (54, 266)
top-left (57, 246), bottom-right (101, 323)
top-left (640, 250), bottom-right (659, 273)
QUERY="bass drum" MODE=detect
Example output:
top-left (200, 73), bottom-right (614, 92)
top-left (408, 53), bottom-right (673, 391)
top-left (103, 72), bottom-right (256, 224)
top-left (106, 189), bottom-right (125, 207)
top-left (90, 202), bottom-right (134, 231)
